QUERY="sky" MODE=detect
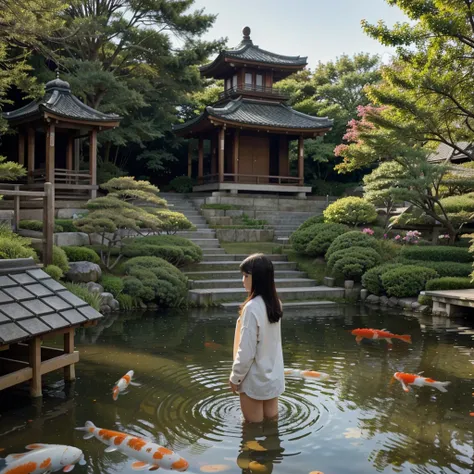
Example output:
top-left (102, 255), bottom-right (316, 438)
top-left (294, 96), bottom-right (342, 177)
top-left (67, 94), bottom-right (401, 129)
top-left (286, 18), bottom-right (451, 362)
top-left (191, 0), bottom-right (409, 68)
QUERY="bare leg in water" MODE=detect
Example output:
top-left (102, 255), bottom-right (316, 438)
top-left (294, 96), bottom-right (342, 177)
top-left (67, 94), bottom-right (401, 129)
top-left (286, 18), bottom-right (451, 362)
top-left (240, 393), bottom-right (279, 423)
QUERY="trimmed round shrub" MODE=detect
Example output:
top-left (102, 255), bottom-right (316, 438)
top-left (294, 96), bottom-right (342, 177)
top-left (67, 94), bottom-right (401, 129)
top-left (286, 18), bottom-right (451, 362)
top-left (425, 277), bottom-right (474, 291)
top-left (396, 259), bottom-right (471, 277)
top-left (55, 219), bottom-right (78, 232)
top-left (381, 266), bottom-right (439, 298)
top-left (44, 265), bottom-right (63, 281)
top-left (400, 245), bottom-right (471, 263)
top-left (0, 237), bottom-right (38, 261)
top-left (290, 223), bottom-right (348, 257)
top-left (20, 219), bottom-right (64, 233)
top-left (362, 263), bottom-right (403, 295)
top-left (438, 194), bottom-right (474, 213)
top-left (52, 246), bottom-right (69, 273)
top-left (328, 246), bottom-right (382, 281)
top-left (101, 275), bottom-right (124, 297)
top-left (169, 176), bottom-right (194, 193)
top-left (326, 231), bottom-right (378, 259)
top-left (152, 209), bottom-right (194, 233)
top-left (296, 215), bottom-right (325, 231)
top-left (323, 197), bottom-right (377, 226)
top-left (63, 246), bottom-right (100, 264)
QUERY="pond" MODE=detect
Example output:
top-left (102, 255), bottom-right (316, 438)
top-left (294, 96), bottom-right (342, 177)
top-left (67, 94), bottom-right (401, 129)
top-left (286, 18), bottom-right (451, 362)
top-left (0, 305), bottom-right (474, 474)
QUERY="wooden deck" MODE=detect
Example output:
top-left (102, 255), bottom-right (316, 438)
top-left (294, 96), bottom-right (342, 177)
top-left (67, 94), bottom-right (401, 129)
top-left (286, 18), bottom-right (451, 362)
top-left (423, 289), bottom-right (474, 317)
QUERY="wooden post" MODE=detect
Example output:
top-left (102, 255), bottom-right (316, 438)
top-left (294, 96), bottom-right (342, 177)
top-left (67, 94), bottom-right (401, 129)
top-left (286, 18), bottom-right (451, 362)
top-left (66, 135), bottom-right (73, 183)
top-left (187, 140), bottom-right (192, 178)
top-left (198, 137), bottom-right (204, 183)
top-left (27, 128), bottom-right (35, 184)
top-left (233, 129), bottom-right (240, 182)
top-left (18, 131), bottom-right (25, 166)
top-left (29, 337), bottom-right (42, 398)
top-left (89, 130), bottom-right (97, 199)
top-left (74, 138), bottom-right (80, 185)
top-left (218, 127), bottom-right (225, 183)
top-left (13, 185), bottom-right (20, 232)
top-left (298, 136), bottom-right (304, 185)
top-left (43, 182), bottom-right (54, 266)
top-left (64, 328), bottom-right (76, 382)
top-left (45, 123), bottom-right (55, 184)
top-left (211, 134), bottom-right (217, 176)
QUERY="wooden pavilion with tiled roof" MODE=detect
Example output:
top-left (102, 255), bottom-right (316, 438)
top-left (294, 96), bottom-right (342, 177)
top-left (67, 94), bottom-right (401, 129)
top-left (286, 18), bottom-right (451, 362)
top-left (174, 27), bottom-right (333, 197)
top-left (0, 258), bottom-right (103, 397)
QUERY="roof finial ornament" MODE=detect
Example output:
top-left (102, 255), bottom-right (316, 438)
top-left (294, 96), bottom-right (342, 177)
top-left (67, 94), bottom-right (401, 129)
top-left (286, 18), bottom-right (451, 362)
top-left (242, 26), bottom-right (251, 40)
top-left (56, 68), bottom-right (60, 79)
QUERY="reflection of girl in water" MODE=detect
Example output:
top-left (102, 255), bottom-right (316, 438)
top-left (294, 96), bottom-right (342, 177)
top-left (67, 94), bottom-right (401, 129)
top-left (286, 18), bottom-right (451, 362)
top-left (236, 418), bottom-right (284, 473)
top-left (229, 254), bottom-right (285, 423)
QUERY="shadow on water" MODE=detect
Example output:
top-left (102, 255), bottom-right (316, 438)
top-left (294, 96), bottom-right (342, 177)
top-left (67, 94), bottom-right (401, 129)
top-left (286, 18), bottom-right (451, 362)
top-left (0, 305), bottom-right (474, 473)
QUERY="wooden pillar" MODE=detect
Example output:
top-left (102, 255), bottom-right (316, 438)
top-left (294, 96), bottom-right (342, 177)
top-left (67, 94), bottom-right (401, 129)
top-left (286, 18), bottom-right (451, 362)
top-left (298, 136), bottom-right (304, 185)
top-left (66, 135), bottom-right (74, 183)
top-left (233, 129), bottom-right (240, 182)
top-left (211, 134), bottom-right (217, 176)
top-left (27, 128), bottom-right (35, 184)
top-left (29, 337), bottom-right (42, 398)
top-left (64, 328), bottom-right (76, 382)
top-left (18, 131), bottom-right (25, 166)
top-left (218, 127), bottom-right (225, 183)
top-left (198, 137), bottom-right (204, 183)
top-left (43, 182), bottom-right (54, 266)
top-left (89, 129), bottom-right (97, 199)
top-left (45, 123), bottom-right (55, 184)
top-left (187, 140), bottom-right (192, 178)
top-left (13, 185), bottom-right (20, 231)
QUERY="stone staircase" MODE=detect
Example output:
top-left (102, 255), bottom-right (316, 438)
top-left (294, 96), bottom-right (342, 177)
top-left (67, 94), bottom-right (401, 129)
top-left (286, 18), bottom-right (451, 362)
top-left (161, 192), bottom-right (344, 310)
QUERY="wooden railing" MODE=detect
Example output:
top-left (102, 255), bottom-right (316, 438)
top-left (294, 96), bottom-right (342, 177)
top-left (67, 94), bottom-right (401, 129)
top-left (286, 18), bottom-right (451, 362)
top-left (197, 174), bottom-right (303, 185)
top-left (219, 84), bottom-right (288, 100)
top-left (31, 168), bottom-right (91, 185)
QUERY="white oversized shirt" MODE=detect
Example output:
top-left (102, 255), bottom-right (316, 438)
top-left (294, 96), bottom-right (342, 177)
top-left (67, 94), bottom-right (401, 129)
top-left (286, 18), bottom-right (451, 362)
top-left (230, 296), bottom-right (285, 400)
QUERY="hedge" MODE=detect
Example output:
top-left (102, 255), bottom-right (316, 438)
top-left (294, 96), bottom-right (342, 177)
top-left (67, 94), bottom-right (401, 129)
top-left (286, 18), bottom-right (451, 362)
top-left (396, 259), bottom-right (471, 277)
top-left (381, 265), bottom-right (439, 298)
top-left (425, 277), bottom-right (474, 291)
top-left (19, 219), bottom-right (77, 233)
top-left (326, 231), bottom-right (379, 259)
top-left (44, 265), bottom-right (64, 281)
top-left (327, 246), bottom-right (382, 281)
top-left (62, 246), bottom-right (100, 264)
top-left (400, 245), bottom-right (471, 263)
top-left (323, 197), bottom-right (377, 226)
top-left (101, 274), bottom-right (124, 297)
top-left (362, 263), bottom-right (403, 296)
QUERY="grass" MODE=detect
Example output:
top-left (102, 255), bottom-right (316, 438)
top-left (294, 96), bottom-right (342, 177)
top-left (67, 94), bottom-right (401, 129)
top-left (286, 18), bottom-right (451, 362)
top-left (220, 242), bottom-right (285, 255)
top-left (286, 249), bottom-right (328, 285)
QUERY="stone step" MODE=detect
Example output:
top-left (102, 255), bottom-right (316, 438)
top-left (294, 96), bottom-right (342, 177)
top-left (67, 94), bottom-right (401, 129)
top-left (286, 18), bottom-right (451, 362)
top-left (199, 248), bottom-right (227, 254)
top-left (274, 230), bottom-right (295, 236)
top-left (189, 238), bottom-right (221, 248)
top-left (175, 231), bottom-right (216, 239)
top-left (201, 254), bottom-right (287, 262)
top-left (184, 270), bottom-right (306, 280)
top-left (276, 237), bottom-right (290, 244)
top-left (220, 300), bottom-right (338, 311)
top-left (189, 286), bottom-right (345, 305)
top-left (190, 278), bottom-right (317, 289)
top-left (189, 261), bottom-right (298, 271)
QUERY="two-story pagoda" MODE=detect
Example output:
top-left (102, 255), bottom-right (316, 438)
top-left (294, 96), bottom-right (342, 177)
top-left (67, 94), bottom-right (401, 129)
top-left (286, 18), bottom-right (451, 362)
top-left (174, 27), bottom-right (333, 196)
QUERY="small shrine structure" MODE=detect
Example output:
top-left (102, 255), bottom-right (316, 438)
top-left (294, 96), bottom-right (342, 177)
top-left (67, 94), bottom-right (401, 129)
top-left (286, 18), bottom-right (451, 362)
top-left (3, 76), bottom-right (121, 200)
top-left (174, 27), bottom-right (333, 196)
top-left (0, 258), bottom-right (103, 397)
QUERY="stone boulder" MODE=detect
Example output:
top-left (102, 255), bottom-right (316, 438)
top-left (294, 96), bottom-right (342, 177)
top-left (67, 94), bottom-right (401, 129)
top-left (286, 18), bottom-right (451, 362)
top-left (380, 296), bottom-right (389, 306)
top-left (366, 294), bottom-right (380, 305)
top-left (100, 292), bottom-right (115, 306)
top-left (100, 304), bottom-right (111, 313)
top-left (109, 299), bottom-right (120, 311)
top-left (388, 296), bottom-right (399, 307)
top-left (66, 261), bottom-right (102, 283)
top-left (53, 232), bottom-right (90, 247)
top-left (86, 282), bottom-right (104, 294)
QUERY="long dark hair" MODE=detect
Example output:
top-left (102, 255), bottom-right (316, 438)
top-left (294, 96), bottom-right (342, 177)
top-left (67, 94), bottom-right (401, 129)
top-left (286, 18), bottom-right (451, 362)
top-left (240, 253), bottom-right (282, 323)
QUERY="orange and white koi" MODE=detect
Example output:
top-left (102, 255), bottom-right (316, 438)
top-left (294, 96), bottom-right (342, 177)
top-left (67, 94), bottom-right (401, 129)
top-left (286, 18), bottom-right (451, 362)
top-left (0, 443), bottom-right (85, 474)
top-left (76, 421), bottom-right (188, 471)
top-left (352, 328), bottom-right (411, 347)
top-left (113, 370), bottom-right (138, 401)
top-left (284, 368), bottom-right (330, 380)
top-left (392, 372), bottom-right (450, 393)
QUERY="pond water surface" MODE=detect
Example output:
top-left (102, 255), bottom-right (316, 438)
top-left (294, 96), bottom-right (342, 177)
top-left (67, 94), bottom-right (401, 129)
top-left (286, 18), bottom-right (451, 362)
top-left (1, 305), bottom-right (474, 474)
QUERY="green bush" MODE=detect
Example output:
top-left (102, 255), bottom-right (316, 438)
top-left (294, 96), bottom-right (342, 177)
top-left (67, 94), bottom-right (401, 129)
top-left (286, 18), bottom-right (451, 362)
top-left (169, 176), bottom-right (194, 193)
top-left (381, 266), bottom-right (439, 298)
top-left (418, 294), bottom-right (433, 306)
top-left (64, 282), bottom-right (103, 311)
top-left (62, 246), bottom-right (100, 264)
top-left (323, 197), bottom-right (377, 226)
top-left (101, 274), bottom-right (124, 297)
top-left (295, 215), bottom-right (325, 231)
top-left (327, 246), bottom-right (382, 280)
top-left (396, 259), bottom-right (471, 277)
top-left (438, 194), bottom-right (474, 213)
top-left (400, 245), bottom-right (471, 263)
top-left (20, 219), bottom-right (64, 233)
top-left (55, 219), bottom-right (77, 232)
top-left (0, 236), bottom-right (38, 260)
top-left (151, 209), bottom-right (194, 232)
top-left (44, 265), bottom-right (63, 281)
top-left (425, 277), bottom-right (474, 291)
top-left (52, 246), bottom-right (69, 272)
top-left (296, 223), bottom-right (349, 257)
top-left (326, 231), bottom-right (378, 259)
top-left (116, 293), bottom-right (136, 310)
top-left (374, 239), bottom-right (401, 261)
top-left (122, 256), bottom-right (187, 307)
top-left (362, 264), bottom-right (403, 295)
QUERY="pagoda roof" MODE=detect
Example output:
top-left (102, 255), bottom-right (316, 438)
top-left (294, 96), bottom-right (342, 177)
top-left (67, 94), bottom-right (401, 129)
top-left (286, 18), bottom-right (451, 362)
top-left (174, 97), bottom-right (333, 136)
top-left (200, 27), bottom-right (307, 79)
top-left (3, 77), bottom-right (121, 126)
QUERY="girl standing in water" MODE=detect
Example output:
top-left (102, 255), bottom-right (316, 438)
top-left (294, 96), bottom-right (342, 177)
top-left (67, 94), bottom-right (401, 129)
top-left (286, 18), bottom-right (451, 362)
top-left (229, 253), bottom-right (285, 423)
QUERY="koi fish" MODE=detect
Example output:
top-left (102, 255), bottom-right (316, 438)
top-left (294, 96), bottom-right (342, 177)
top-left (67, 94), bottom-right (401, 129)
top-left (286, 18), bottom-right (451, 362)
top-left (284, 369), bottom-right (330, 380)
top-left (76, 421), bottom-right (188, 471)
top-left (392, 372), bottom-right (451, 393)
top-left (0, 443), bottom-right (86, 474)
top-left (204, 342), bottom-right (222, 350)
top-left (352, 328), bottom-right (411, 347)
top-left (113, 370), bottom-right (139, 401)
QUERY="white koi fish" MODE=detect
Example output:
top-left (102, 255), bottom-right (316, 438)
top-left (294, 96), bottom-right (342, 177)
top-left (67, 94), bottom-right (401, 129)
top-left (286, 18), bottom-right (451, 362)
top-left (284, 368), bottom-right (330, 380)
top-left (76, 421), bottom-right (188, 471)
top-left (0, 443), bottom-right (86, 474)
top-left (113, 370), bottom-right (139, 401)
top-left (392, 372), bottom-right (451, 393)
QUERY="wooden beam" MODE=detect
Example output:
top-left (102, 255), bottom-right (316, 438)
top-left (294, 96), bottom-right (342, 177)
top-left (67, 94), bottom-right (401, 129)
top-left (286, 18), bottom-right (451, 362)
top-left (63, 328), bottom-right (76, 382)
top-left (28, 128), bottom-right (35, 184)
top-left (29, 337), bottom-right (42, 398)
top-left (89, 129), bottom-right (97, 199)
top-left (0, 367), bottom-right (32, 391)
top-left (233, 129), bottom-right (240, 182)
top-left (298, 136), bottom-right (304, 185)
top-left (218, 127), bottom-right (225, 183)
top-left (43, 182), bottom-right (54, 266)
top-left (0, 356), bottom-right (29, 371)
top-left (18, 131), bottom-right (25, 166)
top-left (187, 140), bottom-right (192, 178)
top-left (0, 344), bottom-right (9, 352)
top-left (198, 137), bottom-right (204, 180)
top-left (45, 123), bottom-right (55, 184)
top-left (41, 352), bottom-right (79, 376)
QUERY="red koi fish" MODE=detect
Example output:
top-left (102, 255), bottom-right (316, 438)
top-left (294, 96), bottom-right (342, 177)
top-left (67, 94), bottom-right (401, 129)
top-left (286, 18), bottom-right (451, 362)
top-left (113, 370), bottom-right (139, 401)
top-left (352, 328), bottom-right (411, 347)
top-left (0, 443), bottom-right (86, 473)
top-left (76, 421), bottom-right (188, 471)
top-left (392, 372), bottom-right (450, 393)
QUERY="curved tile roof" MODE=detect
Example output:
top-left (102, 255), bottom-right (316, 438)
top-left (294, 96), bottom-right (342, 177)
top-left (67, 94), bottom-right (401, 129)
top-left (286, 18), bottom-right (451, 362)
top-left (4, 78), bottom-right (121, 123)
